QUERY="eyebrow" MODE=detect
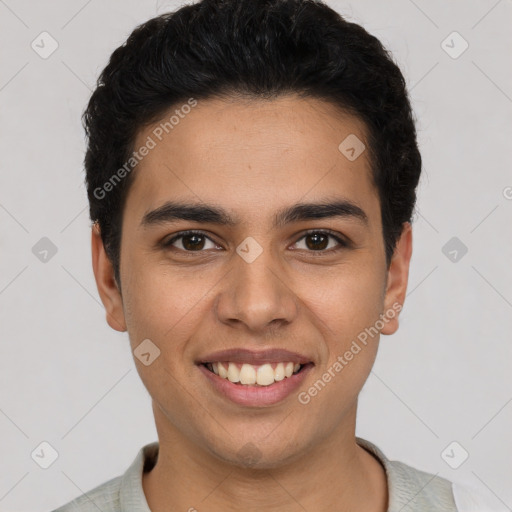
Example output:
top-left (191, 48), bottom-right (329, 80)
top-left (140, 199), bottom-right (368, 229)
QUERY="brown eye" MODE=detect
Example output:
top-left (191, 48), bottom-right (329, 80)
top-left (305, 232), bottom-right (329, 250)
top-left (163, 231), bottom-right (218, 251)
top-left (293, 230), bottom-right (348, 253)
top-left (180, 233), bottom-right (206, 250)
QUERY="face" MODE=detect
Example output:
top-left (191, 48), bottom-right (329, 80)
top-left (92, 95), bottom-right (412, 469)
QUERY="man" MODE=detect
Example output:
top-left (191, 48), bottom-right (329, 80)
top-left (52, 0), bottom-right (503, 510)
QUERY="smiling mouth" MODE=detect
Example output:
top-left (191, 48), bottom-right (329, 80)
top-left (202, 361), bottom-right (312, 386)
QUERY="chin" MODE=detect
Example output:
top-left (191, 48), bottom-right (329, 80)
top-left (206, 435), bottom-right (310, 471)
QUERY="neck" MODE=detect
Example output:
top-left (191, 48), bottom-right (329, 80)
top-left (142, 403), bottom-right (388, 512)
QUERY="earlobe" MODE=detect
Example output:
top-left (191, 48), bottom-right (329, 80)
top-left (381, 222), bottom-right (413, 336)
top-left (91, 223), bottom-right (127, 332)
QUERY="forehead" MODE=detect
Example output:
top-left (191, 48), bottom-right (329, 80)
top-left (125, 95), bottom-right (378, 226)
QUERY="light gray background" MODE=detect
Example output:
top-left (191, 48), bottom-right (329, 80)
top-left (1, 0), bottom-right (511, 510)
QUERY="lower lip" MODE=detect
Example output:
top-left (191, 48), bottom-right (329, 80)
top-left (198, 363), bottom-right (313, 407)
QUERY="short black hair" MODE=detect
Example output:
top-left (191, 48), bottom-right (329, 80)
top-left (83, 0), bottom-right (421, 289)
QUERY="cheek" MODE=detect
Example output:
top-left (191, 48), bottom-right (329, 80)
top-left (302, 262), bottom-right (386, 399)
top-left (296, 268), bottom-right (384, 422)
top-left (121, 265), bottom-right (204, 402)
top-left (121, 259), bottom-right (211, 350)
top-left (304, 262), bottom-right (386, 336)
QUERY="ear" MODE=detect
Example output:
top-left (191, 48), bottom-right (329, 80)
top-left (91, 223), bottom-right (127, 332)
top-left (381, 222), bottom-right (413, 335)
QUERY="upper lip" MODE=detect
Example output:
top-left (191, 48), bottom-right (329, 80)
top-left (197, 348), bottom-right (312, 365)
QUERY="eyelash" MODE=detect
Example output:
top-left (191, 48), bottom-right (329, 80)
top-left (161, 229), bottom-right (349, 255)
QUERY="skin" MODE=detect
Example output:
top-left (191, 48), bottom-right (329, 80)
top-left (91, 95), bottom-right (413, 512)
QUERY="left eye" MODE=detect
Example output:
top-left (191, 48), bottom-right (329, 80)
top-left (292, 231), bottom-right (347, 252)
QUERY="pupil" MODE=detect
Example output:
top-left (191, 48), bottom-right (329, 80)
top-left (183, 234), bottom-right (204, 250)
top-left (306, 233), bottom-right (328, 250)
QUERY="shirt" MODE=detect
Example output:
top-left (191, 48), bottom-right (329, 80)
top-left (51, 437), bottom-right (507, 511)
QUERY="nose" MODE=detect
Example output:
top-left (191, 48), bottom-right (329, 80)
top-left (214, 246), bottom-right (299, 334)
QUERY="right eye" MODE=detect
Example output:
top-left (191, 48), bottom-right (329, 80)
top-left (162, 230), bottom-right (221, 252)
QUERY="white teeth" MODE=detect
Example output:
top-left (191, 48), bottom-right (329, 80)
top-left (217, 362), bottom-right (228, 378)
top-left (207, 361), bottom-right (304, 386)
top-left (227, 362), bottom-right (240, 383)
top-left (239, 364), bottom-right (256, 385)
top-left (256, 364), bottom-right (275, 386)
top-left (274, 362), bottom-right (285, 381)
